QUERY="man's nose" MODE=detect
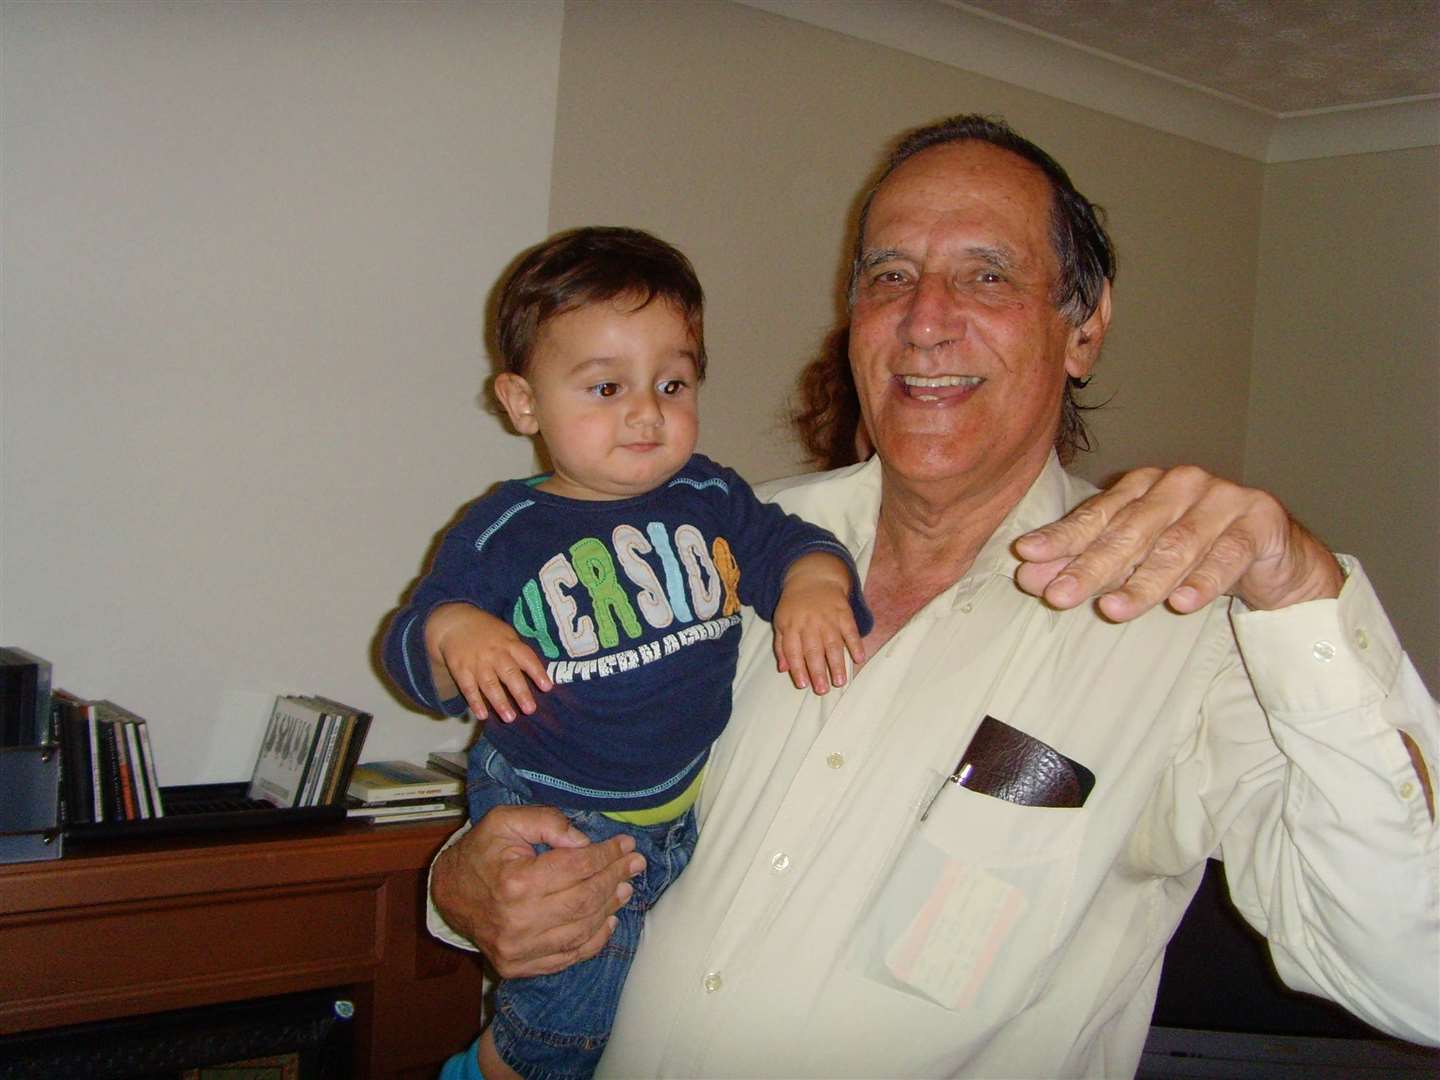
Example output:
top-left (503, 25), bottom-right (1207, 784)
top-left (898, 272), bottom-right (963, 350)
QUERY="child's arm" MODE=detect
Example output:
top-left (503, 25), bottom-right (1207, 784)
top-left (425, 603), bottom-right (554, 723)
top-left (772, 552), bottom-right (866, 695)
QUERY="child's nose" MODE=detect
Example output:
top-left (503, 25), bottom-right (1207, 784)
top-left (628, 389), bottom-right (664, 426)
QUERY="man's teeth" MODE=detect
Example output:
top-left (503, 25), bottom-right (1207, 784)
top-left (900, 374), bottom-right (982, 400)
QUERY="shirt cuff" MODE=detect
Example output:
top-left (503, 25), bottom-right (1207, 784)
top-left (425, 820), bottom-right (481, 952)
top-left (1231, 555), bottom-right (1402, 718)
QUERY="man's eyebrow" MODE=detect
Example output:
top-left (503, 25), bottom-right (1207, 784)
top-left (857, 247), bottom-right (908, 271)
top-left (858, 245), bottom-right (1022, 272)
top-left (968, 245), bottom-right (1019, 272)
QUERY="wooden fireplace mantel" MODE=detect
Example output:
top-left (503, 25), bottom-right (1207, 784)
top-left (0, 820), bottom-right (485, 1080)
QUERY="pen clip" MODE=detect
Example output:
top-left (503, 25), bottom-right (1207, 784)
top-left (920, 760), bottom-right (973, 822)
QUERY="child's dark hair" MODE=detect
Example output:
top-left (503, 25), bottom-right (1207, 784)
top-left (497, 226), bottom-right (706, 377)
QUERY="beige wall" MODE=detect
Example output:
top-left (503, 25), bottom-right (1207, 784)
top-left (0, 1), bottom-right (564, 780)
top-left (1247, 148), bottom-right (1440, 692)
top-left (548, 0), bottom-right (1263, 488)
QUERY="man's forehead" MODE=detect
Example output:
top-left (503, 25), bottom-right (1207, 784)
top-left (867, 142), bottom-right (1052, 227)
top-left (860, 142), bottom-right (1056, 270)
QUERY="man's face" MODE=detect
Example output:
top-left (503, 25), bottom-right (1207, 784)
top-left (849, 141), bottom-right (1106, 498)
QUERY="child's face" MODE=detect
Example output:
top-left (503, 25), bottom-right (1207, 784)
top-left (494, 295), bottom-right (701, 501)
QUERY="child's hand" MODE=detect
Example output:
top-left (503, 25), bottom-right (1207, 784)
top-left (772, 553), bottom-right (866, 694)
top-left (425, 603), bottom-right (553, 723)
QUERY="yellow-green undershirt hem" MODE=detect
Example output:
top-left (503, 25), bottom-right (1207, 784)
top-left (602, 767), bottom-right (705, 826)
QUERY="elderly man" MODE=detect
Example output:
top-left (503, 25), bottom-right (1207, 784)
top-left (430, 115), bottom-right (1438, 1077)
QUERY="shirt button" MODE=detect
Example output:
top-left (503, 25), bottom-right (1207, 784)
top-left (826, 752), bottom-right (845, 769)
top-left (960, 602), bottom-right (974, 614)
top-left (1399, 781), bottom-right (1416, 800)
top-left (703, 970), bottom-right (723, 993)
top-left (770, 851), bottom-right (791, 872)
top-left (1354, 628), bottom-right (1369, 650)
top-left (1312, 640), bottom-right (1336, 663)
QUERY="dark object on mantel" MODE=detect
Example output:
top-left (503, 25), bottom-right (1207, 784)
top-left (64, 782), bottom-right (344, 841)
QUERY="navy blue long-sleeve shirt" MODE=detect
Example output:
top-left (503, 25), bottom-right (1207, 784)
top-left (383, 454), bottom-right (870, 812)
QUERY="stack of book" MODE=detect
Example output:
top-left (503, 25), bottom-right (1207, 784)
top-left (346, 760), bottom-right (464, 824)
top-left (54, 695), bottom-right (166, 824)
top-left (247, 695), bottom-right (372, 809)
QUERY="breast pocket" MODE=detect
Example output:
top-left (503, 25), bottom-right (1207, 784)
top-left (847, 774), bottom-right (1086, 1027)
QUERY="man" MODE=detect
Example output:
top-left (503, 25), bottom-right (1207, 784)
top-left (430, 115), bottom-right (1438, 1077)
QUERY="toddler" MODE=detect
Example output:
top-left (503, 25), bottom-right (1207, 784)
top-left (384, 227), bottom-right (870, 1080)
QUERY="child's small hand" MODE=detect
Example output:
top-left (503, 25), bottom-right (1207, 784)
top-left (772, 553), bottom-right (866, 694)
top-left (425, 603), bottom-right (554, 723)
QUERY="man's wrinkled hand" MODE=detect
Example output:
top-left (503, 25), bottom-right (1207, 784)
top-left (432, 804), bottom-right (645, 978)
top-left (1013, 465), bottom-right (1343, 621)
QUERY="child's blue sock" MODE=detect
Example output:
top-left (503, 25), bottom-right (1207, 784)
top-left (438, 1036), bottom-right (485, 1080)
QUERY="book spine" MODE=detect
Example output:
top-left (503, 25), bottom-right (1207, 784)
top-left (56, 698), bottom-right (90, 825)
top-left (136, 721), bottom-right (164, 817)
top-left (321, 717), bottom-right (355, 806)
top-left (112, 721), bottom-right (137, 820)
top-left (123, 721), bottom-right (150, 819)
top-left (355, 781), bottom-right (457, 803)
top-left (296, 713), bottom-right (332, 808)
top-left (87, 706), bottom-right (104, 823)
top-left (334, 713), bottom-right (371, 805)
top-left (316, 714), bottom-right (343, 806)
top-left (98, 721), bottom-right (123, 821)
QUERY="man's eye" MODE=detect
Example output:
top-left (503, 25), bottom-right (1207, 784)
top-left (589, 382), bottom-right (620, 398)
top-left (872, 269), bottom-right (908, 286)
top-left (658, 379), bottom-right (688, 396)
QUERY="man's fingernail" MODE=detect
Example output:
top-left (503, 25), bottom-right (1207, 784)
top-left (1049, 575), bottom-right (1078, 601)
top-left (616, 882), bottom-right (635, 904)
top-left (626, 855), bottom-right (645, 876)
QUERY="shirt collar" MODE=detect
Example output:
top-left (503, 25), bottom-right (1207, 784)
top-left (834, 451), bottom-right (1083, 621)
top-left (978, 451), bottom-right (1074, 584)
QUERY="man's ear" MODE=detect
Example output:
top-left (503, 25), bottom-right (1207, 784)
top-left (1064, 280), bottom-right (1112, 381)
top-left (493, 373), bottom-right (540, 435)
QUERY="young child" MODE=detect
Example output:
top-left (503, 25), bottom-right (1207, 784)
top-left (382, 227), bottom-right (871, 1080)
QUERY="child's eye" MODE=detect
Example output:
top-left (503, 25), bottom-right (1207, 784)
top-left (589, 382), bottom-right (621, 398)
top-left (658, 379), bottom-right (688, 396)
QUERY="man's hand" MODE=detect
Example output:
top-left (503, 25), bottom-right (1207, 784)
top-left (425, 603), bottom-right (553, 722)
top-left (773, 552), bottom-right (866, 693)
top-left (1013, 465), bottom-right (1343, 621)
top-left (432, 804), bottom-right (646, 978)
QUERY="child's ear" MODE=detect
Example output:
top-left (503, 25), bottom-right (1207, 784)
top-left (494, 373), bottom-right (540, 435)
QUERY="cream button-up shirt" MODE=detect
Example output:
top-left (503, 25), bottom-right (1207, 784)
top-left (433, 455), bottom-right (1440, 1077)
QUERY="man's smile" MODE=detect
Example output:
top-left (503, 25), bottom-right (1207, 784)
top-left (895, 373), bottom-right (984, 402)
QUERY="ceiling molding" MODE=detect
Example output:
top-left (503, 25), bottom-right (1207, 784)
top-left (734, 0), bottom-right (1440, 163)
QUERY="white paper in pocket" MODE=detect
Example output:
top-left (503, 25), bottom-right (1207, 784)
top-left (884, 860), bottom-right (1027, 1010)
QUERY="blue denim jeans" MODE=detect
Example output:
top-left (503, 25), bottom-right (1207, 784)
top-left (466, 736), bottom-right (699, 1080)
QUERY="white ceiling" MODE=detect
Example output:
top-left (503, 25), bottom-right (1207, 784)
top-left (953, 0), bottom-right (1440, 116)
top-left (740, 0), bottom-right (1440, 161)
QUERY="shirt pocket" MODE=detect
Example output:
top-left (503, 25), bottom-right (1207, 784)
top-left (846, 772), bottom-right (1086, 1028)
